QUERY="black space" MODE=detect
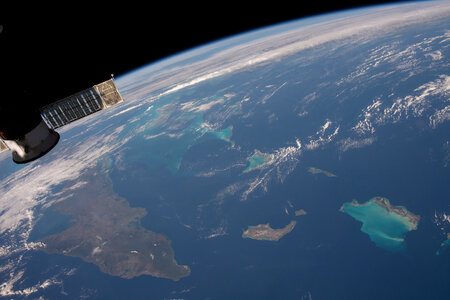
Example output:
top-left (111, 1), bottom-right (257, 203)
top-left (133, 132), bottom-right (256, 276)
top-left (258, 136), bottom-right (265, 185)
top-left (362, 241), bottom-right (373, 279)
top-left (1, 1), bottom-right (407, 110)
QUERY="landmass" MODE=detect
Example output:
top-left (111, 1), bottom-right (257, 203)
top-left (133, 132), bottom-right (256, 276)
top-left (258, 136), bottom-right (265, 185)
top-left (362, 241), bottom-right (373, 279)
top-left (308, 167), bottom-right (337, 177)
top-left (242, 220), bottom-right (296, 241)
top-left (295, 209), bottom-right (307, 216)
top-left (243, 150), bottom-right (274, 173)
top-left (36, 164), bottom-right (190, 281)
top-left (340, 197), bottom-right (420, 252)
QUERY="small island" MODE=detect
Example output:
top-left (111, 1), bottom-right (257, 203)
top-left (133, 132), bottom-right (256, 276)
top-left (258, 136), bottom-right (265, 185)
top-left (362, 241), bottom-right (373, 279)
top-left (308, 167), bottom-right (337, 177)
top-left (37, 167), bottom-right (190, 281)
top-left (242, 220), bottom-right (296, 241)
top-left (340, 196), bottom-right (420, 252)
top-left (243, 150), bottom-right (274, 173)
top-left (436, 233), bottom-right (450, 255)
top-left (295, 209), bottom-right (307, 216)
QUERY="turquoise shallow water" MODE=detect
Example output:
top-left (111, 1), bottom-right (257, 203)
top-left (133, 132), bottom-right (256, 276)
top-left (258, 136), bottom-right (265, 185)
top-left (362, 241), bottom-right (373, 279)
top-left (340, 198), bottom-right (418, 252)
top-left (119, 93), bottom-right (235, 173)
top-left (243, 151), bottom-right (272, 173)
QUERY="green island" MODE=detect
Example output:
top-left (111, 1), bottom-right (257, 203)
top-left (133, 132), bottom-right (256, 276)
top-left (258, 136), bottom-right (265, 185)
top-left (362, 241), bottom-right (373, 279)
top-left (295, 209), bottom-right (307, 216)
top-left (308, 167), bottom-right (337, 177)
top-left (340, 197), bottom-right (420, 252)
top-left (243, 150), bottom-right (274, 173)
top-left (242, 220), bottom-right (296, 241)
top-left (36, 168), bottom-right (190, 281)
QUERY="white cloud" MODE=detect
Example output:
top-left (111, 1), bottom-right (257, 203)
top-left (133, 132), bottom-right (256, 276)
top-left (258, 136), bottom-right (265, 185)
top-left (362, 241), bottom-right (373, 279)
top-left (305, 120), bottom-right (340, 150)
top-left (91, 247), bottom-right (102, 256)
top-left (0, 269), bottom-right (60, 297)
top-left (107, 103), bottom-right (144, 118)
top-left (213, 121), bottom-right (336, 201)
top-left (240, 139), bottom-right (303, 200)
top-left (339, 137), bottom-right (376, 152)
top-left (338, 30), bottom-right (450, 85)
top-left (352, 99), bottom-right (383, 135)
top-left (0, 254), bottom-right (62, 298)
top-left (429, 105), bottom-right (450, 129)
top-left (203, 226), bottom-right (228, 239)
top-left (211, 138), bottom-right (303, 203)
top-left (425, 50), bottom-right (443, 61)
top-left (353, 75), bottom-right (450, 134)
top-left (383, 75), bottom-right (450, 123)
top-left (187, 98), bottom-right (224, 112)
top-left (261, 82), bottom-right (288, 104)
top-left (433, 210), bottom-right (450, 236)
top-left (144, 132), bottom-right (166, 140)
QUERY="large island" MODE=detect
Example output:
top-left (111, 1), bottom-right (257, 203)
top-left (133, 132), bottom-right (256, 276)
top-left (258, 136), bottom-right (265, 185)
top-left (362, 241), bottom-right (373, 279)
top-left (37, 165), bottom-right (190, 281)
top-left (340, 196), bottom-right (420, 252)
top-left (242, 220), bottom-right (296, 241)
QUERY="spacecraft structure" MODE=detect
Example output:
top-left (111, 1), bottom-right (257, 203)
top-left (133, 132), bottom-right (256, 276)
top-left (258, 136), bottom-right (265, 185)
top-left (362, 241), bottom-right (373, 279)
top-left (0, 77), bottom-right (123, 163)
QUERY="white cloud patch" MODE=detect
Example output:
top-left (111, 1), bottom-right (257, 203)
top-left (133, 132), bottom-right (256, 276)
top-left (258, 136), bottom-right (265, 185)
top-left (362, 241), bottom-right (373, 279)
top-left (0, 252), bottom-right (63, 297)
top-left (433, 210), bottom-right (450, 248)
top-left (352, 99), bottom-right (383, 135)
top-left (0, 269), bottom-right (61, 297)
top-left (144, 132), bottom-right (166, 140)
top-left (261, 82), bottom-right (288, 104)
top-left (240, 139), bottom-right (303, 201)
top-left (187, 98), bottom-right (224, 112)
top-left (383, 75), bottom-right (450, 122)
top-left (338, 30), bottom-right (449, 85)
top-left (91, 247), bottom-right (102, 256)
top-left (434, 211), bottom-right (450, 230)
top-left (425, 50), bottom-right (443, 61)
top-left (305, 120), bottom-right (340, 150)
top-left (339, 137), bottom-right (376, 152)
top-left (211, 139), bottom-right (303, 202)
top-left (203, 226), bottom-right (228, 239)
top-left (429, 105), bottom-right (450, 129)
top-left (107, 103), bottom-right (144, 118)
top-left (353, 75), bottom-right (450, 134)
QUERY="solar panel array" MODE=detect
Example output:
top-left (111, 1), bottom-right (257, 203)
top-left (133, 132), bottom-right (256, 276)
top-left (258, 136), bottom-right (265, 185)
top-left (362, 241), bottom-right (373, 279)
top-left (0, 78), bottom-right (123, 153)
top-left (40, 79), bottom-right (123, 129)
